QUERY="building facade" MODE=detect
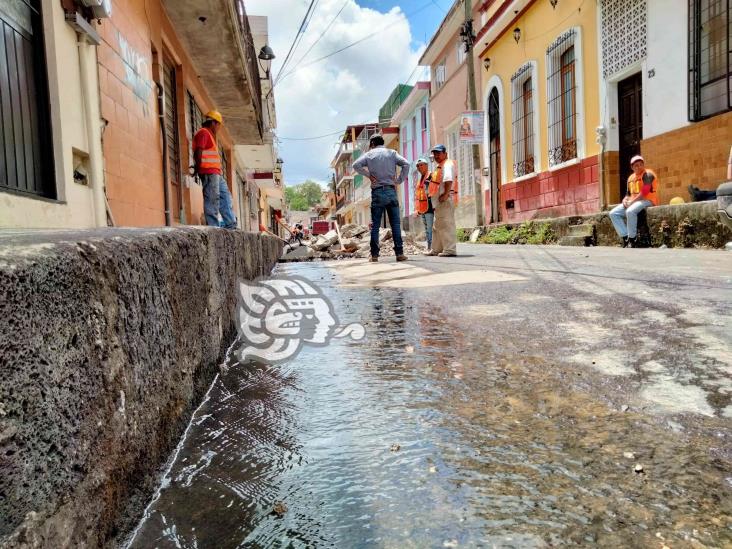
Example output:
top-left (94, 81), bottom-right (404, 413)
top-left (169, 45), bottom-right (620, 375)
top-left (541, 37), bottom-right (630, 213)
top-left (0, 0), bottom-right (106, 228)
top-left (420, 0), bottom-right (485, 229)
top-left (598, 0), bottom-right (732, 206)
top-left (476, 0), bottom-right (601, 223)
top-left (1, 0), bottom-right (271, 230)
top-left (389, 82), bottom-right (431, 230)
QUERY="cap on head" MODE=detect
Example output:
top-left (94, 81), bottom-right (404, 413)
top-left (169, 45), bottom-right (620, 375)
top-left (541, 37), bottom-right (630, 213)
top-left (630, 155), bottom-right (644, 166)
top-left (205, 110), bottom-right (223, 124)
top-left (416, 157), bottom-right (429, 165)
top-left (431, 144), bottom-right (447, 153)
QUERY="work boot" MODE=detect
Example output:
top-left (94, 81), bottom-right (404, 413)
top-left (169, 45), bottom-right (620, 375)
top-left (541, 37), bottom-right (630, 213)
top-left (423, 249), bottom-right (438, 256)
top-left (437, 251), bottom-right (456, 257)
top-left (621, 236), bottom-right (629, 248)
top-left (627, 237), bottom-right (637, 248)
top-left (396, 255), bottom-right (408, 262)
top-left (369, 256), bottom-right (378, 262)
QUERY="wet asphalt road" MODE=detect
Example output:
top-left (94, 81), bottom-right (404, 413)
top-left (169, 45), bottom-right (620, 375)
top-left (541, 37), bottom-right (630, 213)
top-left (128, 244), bottom-right (732, 548)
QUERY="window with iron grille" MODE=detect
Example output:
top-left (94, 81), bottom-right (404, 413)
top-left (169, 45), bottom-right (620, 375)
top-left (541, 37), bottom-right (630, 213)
top-left (688, 0), bottom-right (731, 121)
top-left (186, 91), bottom-right (203, 182)
top-left (511, 62), bottom-right (536, 178)
top-left (163, 59), bottom-right (181, 186)
top-left (434, 58), bottom-right (447, 91)
top-left (547, 29), bottom-right (579, 167)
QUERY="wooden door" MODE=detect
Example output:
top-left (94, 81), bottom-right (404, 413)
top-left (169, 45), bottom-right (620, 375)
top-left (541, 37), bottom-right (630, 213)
top-left (618, 73), bottom-right (643, 199)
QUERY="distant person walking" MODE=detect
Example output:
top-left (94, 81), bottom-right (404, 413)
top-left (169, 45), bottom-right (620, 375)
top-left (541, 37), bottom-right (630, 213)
top-left (609, 155), bottom-right (658, 247)
top-left (425, 144), bottom-right (458, 257)
top-left (193, 110), bottom-right (237, 229)
top-left (414, 158), bottom-right (434, 252)
top-left (352, 135), bottom-right (410, 262)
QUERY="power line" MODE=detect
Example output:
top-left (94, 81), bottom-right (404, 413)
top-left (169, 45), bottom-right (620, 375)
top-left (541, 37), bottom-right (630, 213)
top-left (272, 0), bottom-right (317, 87)
top-left (280, 0), bottom-right (350, 81)
top-left (277, 129), bottom-right (347, 141)
top-left (275, 1), bottom-right (435, 86)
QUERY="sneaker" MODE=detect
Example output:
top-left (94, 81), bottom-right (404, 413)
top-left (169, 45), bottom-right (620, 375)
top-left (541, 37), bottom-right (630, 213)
top-left (621, 236), bottom-right (629, 248)
top-left (423, 249), bottom-right (438, 256)
top-left (627, 237), bottom-right (637, 248)
top-left (396, 255), bottom-right (408, 262)
top-left (437, 252), bottom-right (457, 257)
top-left (369, 256), bottom-right (379, 262)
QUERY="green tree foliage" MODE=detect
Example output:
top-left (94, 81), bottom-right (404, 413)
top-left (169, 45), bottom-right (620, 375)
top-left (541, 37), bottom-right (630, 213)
top-left (285, 180), bottom-right (324, 211)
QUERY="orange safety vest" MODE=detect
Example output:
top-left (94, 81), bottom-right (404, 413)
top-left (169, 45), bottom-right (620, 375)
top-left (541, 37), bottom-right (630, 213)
top-left (627, 169), bottom-right (659, 206)
top-left (198, 128), bottom-right (222, 172)
top-left (428, 159), bottom-right (458, 205)
top-left (415, 172), bottom-right (430, 214)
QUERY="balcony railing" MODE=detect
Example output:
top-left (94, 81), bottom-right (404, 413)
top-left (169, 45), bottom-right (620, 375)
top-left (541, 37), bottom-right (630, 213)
top-left (234, 0), bottom-right (263, 137)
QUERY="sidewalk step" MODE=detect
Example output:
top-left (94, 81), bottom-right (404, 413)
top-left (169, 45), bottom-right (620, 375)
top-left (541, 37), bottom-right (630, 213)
top-left (568, 224), bottom-right (594, 238)
top-left (558, 235), bottom-right (590, 247)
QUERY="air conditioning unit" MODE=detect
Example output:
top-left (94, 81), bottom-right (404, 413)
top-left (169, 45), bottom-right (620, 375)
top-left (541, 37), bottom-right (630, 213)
top-left (79, 0), bottom-right (112, 18)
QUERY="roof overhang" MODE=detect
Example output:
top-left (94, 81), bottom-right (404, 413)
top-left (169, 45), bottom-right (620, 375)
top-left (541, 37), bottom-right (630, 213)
top-left (390, 82), bottom-right (430, 125)
top-left (419, 0), bottom-right (463, 66)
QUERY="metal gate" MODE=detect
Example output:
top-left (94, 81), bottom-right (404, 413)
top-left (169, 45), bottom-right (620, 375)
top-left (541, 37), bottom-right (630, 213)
top-left (0, 0), bottom-right (53, 198)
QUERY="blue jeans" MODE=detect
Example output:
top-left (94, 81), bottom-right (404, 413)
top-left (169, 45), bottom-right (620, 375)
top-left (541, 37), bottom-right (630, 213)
top-left (370, 186), bottom-right (403, 257)
top-left (202, 173), bottom-right (237, 229)
top-left (609, 200), bottom-right (653, 238)
top-left (422, 212), bottom-right (434, 249)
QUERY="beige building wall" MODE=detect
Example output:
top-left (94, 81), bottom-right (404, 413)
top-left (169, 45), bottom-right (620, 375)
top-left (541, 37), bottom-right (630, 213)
top-left (1, 1), bottom-right (103, 228)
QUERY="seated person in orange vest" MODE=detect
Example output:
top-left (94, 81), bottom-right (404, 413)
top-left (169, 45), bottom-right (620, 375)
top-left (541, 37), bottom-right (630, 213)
top-left (192, 110), bottom-right (237, 229)
top-left (609, 155), bottom-right (659, 248)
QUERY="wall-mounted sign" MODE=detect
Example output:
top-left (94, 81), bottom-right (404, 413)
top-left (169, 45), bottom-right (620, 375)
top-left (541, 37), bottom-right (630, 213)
top-left (459, 111), bottom-right (484, 144)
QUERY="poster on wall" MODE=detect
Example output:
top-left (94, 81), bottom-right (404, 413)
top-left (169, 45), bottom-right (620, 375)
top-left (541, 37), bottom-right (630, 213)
top-left (459, 111), bottom-right (485, 144)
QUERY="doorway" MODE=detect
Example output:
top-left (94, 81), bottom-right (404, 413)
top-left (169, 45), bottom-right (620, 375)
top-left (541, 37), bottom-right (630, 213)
top-left (488, 87), bottom-right (501, 223)
top-left (618, 72), bottom-right (642, 199)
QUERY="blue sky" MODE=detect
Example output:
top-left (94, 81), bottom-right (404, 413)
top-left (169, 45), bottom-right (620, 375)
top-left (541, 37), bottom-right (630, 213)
top-left (246, 1), bottom-right (451, 185)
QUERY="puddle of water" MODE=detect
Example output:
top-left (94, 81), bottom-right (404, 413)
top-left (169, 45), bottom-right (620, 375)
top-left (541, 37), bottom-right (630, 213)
top-left (128, 263), bottom-right (732, 548)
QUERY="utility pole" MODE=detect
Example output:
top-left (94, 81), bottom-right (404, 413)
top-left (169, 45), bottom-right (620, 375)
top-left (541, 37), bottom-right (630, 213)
top-left (461, 0), bottom-right (485, 227)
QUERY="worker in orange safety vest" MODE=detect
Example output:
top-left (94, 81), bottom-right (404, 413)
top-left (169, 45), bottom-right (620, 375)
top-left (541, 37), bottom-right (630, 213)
top-left (425, 144), bottom-right (458, 257)
top-left (193, 110), bottom-right (237, 229)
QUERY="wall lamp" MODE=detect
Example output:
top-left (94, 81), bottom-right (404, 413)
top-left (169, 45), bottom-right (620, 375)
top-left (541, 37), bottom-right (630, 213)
top-left (275, 157), bottom-right (284, 172)
top-left (258, 45), bottom-right (276, 79)
top-left (483, 58), bottom-right (491, 70)
top-left (513, 28), bottom-right (521, 43)
top-left (550, 0), bottom-right (559, 8)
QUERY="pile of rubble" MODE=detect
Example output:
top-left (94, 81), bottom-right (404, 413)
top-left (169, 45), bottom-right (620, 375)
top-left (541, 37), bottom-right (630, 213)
top-left (299, 223), bottom-right (424, 260)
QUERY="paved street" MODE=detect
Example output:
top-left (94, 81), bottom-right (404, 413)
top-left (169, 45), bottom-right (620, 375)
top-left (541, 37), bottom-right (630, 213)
top-left (129, 245), bottom-right (732, 547)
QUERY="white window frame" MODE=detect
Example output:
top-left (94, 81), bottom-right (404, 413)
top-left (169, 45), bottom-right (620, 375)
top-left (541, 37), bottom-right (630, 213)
top-left (434, 58), bottom-right (447, 90)
top-left (545, 26), bottom-right (585, 171)
top-left (510, 60), bottom-right (541, 180)
top-left (457, 42), bottom-right (466, 65)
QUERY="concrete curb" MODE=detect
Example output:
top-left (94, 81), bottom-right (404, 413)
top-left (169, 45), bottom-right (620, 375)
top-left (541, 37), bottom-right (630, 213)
top-left (0, 228), bottom-right (282, 547)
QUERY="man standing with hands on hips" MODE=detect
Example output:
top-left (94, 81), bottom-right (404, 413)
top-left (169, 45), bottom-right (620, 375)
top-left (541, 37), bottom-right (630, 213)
top-left (352, 134), bottom-right (410, 262)
top-left (425, 144), bottom-right (458, 257)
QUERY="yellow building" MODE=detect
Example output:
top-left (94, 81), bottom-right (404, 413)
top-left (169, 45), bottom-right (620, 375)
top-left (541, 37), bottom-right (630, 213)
top-left (477, 0), bottom-right (601, 223)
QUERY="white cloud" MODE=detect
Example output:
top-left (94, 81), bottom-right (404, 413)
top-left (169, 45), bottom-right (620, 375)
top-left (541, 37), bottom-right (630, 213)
top-left (245, 0), bottom-right (425, 185)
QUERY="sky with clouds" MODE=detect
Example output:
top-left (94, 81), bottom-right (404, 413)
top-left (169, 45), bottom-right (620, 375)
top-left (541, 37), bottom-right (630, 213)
top-left (245, 0), bottom-right (448, 187)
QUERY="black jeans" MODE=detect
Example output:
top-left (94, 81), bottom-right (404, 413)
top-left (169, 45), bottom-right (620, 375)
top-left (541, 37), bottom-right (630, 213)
top-left (370, 186), bottom-right (403, 257)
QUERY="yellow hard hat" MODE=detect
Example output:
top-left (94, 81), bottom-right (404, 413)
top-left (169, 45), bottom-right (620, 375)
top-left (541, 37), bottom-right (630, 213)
top-left (669, 196), bottom-right (685, 205)
top-left (205, 110), bottom-right (223, 124)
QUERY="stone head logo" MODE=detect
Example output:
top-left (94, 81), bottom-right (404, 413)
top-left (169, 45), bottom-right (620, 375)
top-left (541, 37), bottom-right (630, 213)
top-left (235, 276), bottom-right (365, 363)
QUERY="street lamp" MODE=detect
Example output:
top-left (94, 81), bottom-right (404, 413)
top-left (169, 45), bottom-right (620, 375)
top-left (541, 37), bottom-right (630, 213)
top-left (275, 157), bottom-right (283, 172)
top-left (258, 45), bottom-right (275, 79)
top-left (550, 0), bottom-right (559, 8)
top-left (513, 28), bottom-right (521, 44)
top-left (483, 58), bottom-right (491, 70)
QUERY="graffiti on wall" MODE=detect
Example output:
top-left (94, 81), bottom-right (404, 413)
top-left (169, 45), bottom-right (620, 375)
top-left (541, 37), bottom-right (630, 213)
top-left (118, 33), bottom-right (153, 115)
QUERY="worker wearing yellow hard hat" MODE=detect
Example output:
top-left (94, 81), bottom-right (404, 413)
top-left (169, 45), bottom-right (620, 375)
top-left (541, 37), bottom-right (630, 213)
top-left (205, 110), bottom-right (223, 124)
top-left (192, 109), bottom-right (237, 229)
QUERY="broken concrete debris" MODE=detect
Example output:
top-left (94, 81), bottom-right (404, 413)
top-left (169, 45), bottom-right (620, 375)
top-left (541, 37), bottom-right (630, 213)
top-left (283, 223), bottom-right (425, 261)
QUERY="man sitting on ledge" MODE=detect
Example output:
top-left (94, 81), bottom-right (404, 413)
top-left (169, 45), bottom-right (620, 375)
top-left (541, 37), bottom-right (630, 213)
top-left (610, 155), bottom-right (659, 248)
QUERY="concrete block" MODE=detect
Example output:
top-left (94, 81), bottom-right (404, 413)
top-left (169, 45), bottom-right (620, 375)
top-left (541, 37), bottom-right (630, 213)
top-left (0, 228), bottom-right (281, 547)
